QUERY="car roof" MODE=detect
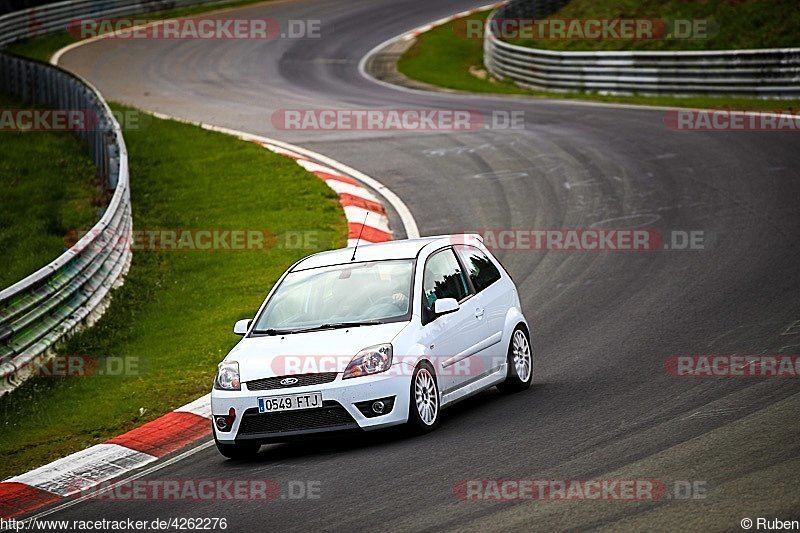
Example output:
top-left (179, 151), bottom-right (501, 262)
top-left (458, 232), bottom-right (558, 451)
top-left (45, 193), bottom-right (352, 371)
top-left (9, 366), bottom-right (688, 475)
top-left (291, 234), bottom-right (483, 271)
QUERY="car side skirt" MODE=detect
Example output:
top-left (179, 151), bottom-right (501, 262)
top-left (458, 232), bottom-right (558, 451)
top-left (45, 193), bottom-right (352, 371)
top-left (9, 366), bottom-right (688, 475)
top-left (440, 363), bottom-right (507, 408)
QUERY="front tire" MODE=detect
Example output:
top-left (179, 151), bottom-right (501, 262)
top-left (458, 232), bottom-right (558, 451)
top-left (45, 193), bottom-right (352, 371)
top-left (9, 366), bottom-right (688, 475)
top-left (214, 431), bottom-right (260, 460)
top-left (498, 326), bottom-right (533, 394)
top-left (407, 361), bottom-right (440, 433)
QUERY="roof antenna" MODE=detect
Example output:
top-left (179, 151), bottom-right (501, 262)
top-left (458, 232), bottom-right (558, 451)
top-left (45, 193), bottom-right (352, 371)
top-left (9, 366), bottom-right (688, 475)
top-left (351, 212), bottom-right (368, 261)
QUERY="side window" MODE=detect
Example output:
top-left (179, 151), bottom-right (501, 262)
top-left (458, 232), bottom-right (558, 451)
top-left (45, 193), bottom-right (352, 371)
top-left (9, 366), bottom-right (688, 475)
top-left (423, 249), bottom-right (470, 308)
top-left (456, 245), bottom-right (502, 293)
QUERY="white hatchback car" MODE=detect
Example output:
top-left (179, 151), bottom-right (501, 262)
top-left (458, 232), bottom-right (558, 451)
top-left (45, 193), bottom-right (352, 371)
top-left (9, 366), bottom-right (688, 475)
top-left (211, 234), bottom-right (531, 458)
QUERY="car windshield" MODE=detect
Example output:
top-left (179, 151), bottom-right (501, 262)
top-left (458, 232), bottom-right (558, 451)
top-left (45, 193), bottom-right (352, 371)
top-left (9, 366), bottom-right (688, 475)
top-left (253, 259), bottom-right (415, 333)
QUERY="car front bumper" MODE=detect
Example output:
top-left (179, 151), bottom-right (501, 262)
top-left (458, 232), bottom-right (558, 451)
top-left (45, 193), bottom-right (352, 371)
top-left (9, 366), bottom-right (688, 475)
top-left (211, 367), bottom-right (412, 444)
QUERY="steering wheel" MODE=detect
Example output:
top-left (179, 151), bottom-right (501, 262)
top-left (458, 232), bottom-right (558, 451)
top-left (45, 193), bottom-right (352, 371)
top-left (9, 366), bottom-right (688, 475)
top-left (363, 295), bottom-right (407, 316)
top-left (365, 295), bottom-right (396, 307)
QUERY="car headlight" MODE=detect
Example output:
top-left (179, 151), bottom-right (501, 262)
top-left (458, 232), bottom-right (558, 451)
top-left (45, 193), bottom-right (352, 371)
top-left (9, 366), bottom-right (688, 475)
top-left (215, 361), bottom-right (241, 390)
top-left (343, 344), bottom-right (393, 379)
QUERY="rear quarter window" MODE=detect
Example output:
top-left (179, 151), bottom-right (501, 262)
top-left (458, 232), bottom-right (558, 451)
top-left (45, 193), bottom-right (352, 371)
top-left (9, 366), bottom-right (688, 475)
top-left (456, 245), bottom-right (502, 293)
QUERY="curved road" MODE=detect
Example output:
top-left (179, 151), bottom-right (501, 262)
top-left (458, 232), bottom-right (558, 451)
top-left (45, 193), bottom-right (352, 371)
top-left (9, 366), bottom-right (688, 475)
top-left (54, 0), bottom-right (800, 530)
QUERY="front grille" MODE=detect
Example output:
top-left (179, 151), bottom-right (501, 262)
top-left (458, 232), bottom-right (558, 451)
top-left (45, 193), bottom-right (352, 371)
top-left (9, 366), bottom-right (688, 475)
top-left (238, 401), bottom-right (357, 435)
top-left (245, 372), bottom-right (338, 391)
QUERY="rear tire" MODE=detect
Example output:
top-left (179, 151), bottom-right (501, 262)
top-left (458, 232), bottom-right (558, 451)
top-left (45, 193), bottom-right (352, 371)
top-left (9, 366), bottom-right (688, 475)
top-left (498, 326), bottom-right (533, 394)
top-left (214, 431), bottom-right (260, 460)
top-left (407, 361), bottom-right (440, 434)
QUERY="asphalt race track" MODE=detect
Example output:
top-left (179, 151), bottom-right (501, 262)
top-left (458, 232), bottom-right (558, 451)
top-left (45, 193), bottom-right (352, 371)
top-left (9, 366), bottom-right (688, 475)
top-left (53, 0), bottom-right (800, 530)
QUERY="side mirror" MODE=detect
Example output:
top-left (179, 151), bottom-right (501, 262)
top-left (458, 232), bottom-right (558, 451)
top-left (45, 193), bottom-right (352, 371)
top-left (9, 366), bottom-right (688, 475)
top-left (433, 298), bottom-right (459, 316)
top-left (233, 319), bottom-right (252, 336)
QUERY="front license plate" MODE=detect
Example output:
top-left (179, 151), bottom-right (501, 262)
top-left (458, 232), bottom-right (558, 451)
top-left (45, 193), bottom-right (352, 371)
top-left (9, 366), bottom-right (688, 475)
top-left (258, 392), bottom-right (322, 413)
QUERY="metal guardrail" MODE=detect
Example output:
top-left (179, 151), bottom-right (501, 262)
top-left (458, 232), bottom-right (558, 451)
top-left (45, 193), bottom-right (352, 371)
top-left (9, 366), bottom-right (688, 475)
top-left (0, 0), bottom-right (229, 394)
top-left (0, 53), bottom-right (132, 395)
top-left (0, 0), bottom-right (227, 47)
top-left (484, 0), bottom-right (800, 97)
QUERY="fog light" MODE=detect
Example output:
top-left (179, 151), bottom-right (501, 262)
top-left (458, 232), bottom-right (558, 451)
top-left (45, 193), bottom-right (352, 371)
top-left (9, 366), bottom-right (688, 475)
top-left (355, 396), bottom-right (395, 418)
top-left (215, 407), bottom-right (236, 432)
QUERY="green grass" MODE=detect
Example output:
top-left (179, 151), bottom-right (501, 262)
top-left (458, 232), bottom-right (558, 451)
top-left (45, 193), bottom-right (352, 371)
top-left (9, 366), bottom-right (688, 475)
top-left (506, 0), bottom-right (800, 51)
top-left (397, 10), bottom-right (800, 112)
top-left (0, 105), bottom-right (346, 478)
top-left (0, 93), bottom-right (98, 289)
top-left (398, 12), bottom-right (528, 97)
top-left (6, 0), bottom-right (272, 62)
top-left (6, 33), bottom-right (76, 63)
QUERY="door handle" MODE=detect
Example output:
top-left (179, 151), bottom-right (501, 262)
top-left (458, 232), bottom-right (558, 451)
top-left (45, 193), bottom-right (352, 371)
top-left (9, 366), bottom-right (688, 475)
top-left (475, 308), bottom-right (485, 319)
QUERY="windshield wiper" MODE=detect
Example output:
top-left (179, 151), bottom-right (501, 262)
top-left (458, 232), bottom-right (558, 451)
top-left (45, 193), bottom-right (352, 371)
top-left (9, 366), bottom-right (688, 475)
top-left (288, 320), bottom-right (386, 333)
top-left (252, 321), bottom-right (385, 335)
top-left (251, 328), bottom-right (295, 336)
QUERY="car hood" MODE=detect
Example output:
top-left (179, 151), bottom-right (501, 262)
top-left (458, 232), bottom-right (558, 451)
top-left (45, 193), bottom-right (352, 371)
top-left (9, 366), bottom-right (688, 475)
top-left (227, 322), bottom-right (409, 382)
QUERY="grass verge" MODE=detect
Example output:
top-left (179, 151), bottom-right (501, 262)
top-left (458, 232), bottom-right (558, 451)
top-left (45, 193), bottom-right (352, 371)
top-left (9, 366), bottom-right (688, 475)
top-left (0, 93), bottom-right (98, 289)
top-left (0, 105), bottom-right (347, 479)
top-left (397, 10), bottom-right (800, 112)
top-left (6, 0), bottom-right (272, 62)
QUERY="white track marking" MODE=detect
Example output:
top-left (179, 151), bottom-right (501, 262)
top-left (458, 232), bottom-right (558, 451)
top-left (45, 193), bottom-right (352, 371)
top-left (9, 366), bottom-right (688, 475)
top-left (260, 144), bottom-right (306, 159)
top-left (324, 180), bottom-right (380, 202)
top-left (295, 159), bottom-right (348, 177)
top-left (175, 393), bottom-right (212, 418)
top-left (343, 206), bottom-right (391, 234)
top-left (7, 444), bottom-right (157, 497)
top-left (18, 441), bottom-right (215, 523)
